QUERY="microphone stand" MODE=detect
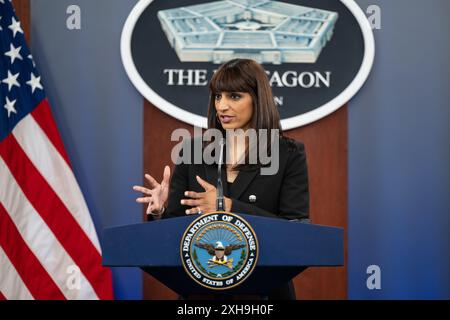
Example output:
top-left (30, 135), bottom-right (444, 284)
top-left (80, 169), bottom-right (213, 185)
top-left (216, 138), bottom-right (225, 211)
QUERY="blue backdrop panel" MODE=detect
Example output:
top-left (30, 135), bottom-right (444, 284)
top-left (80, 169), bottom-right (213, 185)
top-left (30, 0), bottom-right (143, 299)
top-left (350, 0), bottom-right (450, 299)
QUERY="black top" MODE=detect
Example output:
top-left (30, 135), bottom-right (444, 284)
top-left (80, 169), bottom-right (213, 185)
top-left (164, 136), bottom-right (309, 220)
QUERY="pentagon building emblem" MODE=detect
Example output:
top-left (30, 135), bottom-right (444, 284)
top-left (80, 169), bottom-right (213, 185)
top-left (157, 0), bottom-right (339, 64)
top-left (122, 0), bottom-right (374, 129)
top-left (181, 212), bottom-right (258, 290)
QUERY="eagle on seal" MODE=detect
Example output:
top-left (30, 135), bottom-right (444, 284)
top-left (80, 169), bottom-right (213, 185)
top-left (195, 241), bottom-right (245, 269)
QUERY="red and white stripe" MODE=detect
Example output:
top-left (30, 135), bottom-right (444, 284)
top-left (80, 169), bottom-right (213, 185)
top-left (0, 245), bottom-right (33, 300)
top-left (0, 100), bottom-right (113, 300)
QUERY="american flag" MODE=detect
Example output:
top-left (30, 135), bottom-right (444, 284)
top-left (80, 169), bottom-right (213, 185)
top-left (0, 1), bottom-right (113, 299)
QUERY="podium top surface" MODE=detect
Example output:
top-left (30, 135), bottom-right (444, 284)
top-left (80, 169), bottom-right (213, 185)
top-left (102, 213), bottom-right (344, 268)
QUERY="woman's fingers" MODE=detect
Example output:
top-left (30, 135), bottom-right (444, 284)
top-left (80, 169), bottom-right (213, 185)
top-left (133, 185), bottom-right (153, 195)
top-left (145, 174), bottom-right (159, 188)
top-left (186, 206), bottom-right (208, 215)
top-left (161, 165), bottom-right (171, 187)
top-left (136, 196), bottom-right (151, 203)
top-left (181, 190), bottom-right (203, 206)
top-left (184, 191), bottom-right (200, 199)
top-left (183, 190), bottom-right (212, 214)
top-left (146, 202), bottom-right (153, 215)
top-left (196, 175), bottom-right (215, 191)
top-left (186, 206), bottom-right (203, 215)
top-left (146, 201), bottom-right (163, 215)
top-left (180, 199), bottom-right (200, 207)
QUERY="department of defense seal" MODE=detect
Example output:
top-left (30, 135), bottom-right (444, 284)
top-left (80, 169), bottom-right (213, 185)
top-left (180, 212), bottom-right (258, 290)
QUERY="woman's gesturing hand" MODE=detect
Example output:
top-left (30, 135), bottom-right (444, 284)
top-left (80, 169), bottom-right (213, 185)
top-left (181, 175), bottom-right (232, 215)
top-left (133, 165), bottom-right (171, 216)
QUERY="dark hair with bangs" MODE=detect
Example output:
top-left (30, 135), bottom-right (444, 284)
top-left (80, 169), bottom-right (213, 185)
top-left (206, 59), bottom-right (283, 170)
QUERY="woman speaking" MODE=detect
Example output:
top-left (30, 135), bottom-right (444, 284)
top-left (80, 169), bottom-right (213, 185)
top-left (133, 59), bottom-right (309, 299)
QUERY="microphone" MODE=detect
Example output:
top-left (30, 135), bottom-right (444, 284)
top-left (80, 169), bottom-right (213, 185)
top-left (216, 138), bottom-right (225, 211)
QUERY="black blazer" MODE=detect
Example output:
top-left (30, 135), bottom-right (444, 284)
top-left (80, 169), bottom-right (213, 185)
top-left (164, 136), bottom-right (309, 221)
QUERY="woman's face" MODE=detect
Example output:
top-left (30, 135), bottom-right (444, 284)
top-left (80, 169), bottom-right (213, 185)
top-left (214, 91), bottom-right (253, 131)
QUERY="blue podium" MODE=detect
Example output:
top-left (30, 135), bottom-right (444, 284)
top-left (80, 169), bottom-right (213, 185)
top-left (102, 214), bottom-right (344, 296)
